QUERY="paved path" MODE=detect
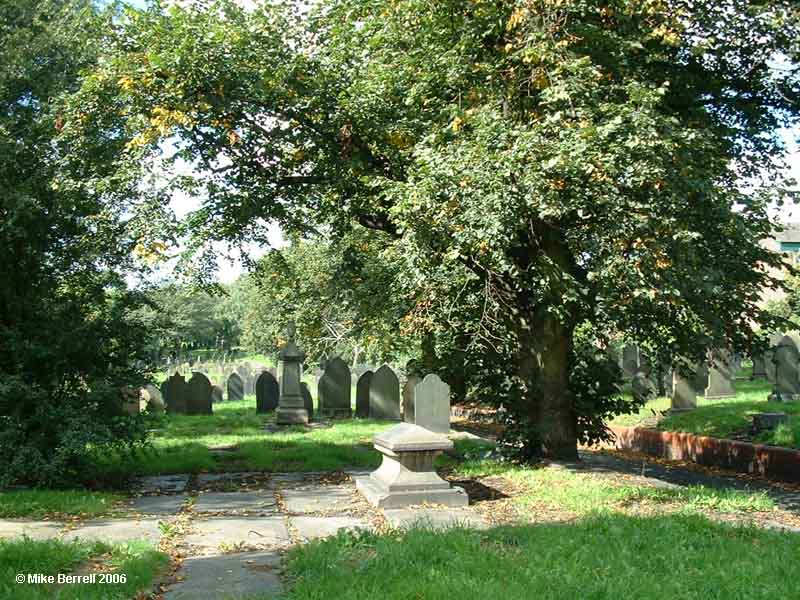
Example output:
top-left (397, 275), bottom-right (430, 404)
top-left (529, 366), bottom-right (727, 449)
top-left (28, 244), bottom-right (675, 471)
top-left (3, 451), bottom-right (800, 598)
top-left (0, 469), bottom-right (490, 599)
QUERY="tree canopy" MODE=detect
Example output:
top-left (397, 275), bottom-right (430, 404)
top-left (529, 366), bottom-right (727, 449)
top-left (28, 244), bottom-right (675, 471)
top-left (62, 0), bottom-right (800, 458)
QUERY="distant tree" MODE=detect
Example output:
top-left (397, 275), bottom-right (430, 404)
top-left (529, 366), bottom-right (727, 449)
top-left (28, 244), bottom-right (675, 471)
top-left (239, 232), bottom-right (411, 365)
top-left (64, 0), bottom-right (799, 459)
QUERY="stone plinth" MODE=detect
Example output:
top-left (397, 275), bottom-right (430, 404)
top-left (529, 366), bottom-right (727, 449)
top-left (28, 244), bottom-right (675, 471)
top-left (356, 423), bottom-right (468, 509)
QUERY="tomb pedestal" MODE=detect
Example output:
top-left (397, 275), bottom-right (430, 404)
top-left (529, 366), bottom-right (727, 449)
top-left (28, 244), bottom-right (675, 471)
top-left (356, 423), bottom-right (468, 509)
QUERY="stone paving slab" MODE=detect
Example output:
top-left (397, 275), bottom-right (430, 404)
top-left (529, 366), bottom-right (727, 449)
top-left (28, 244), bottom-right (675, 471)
top-left (125, 494), bottom-right (188, 515)
top-left (0, 520), bottom-right (63, 540)
top-left (183, 517), bottom-right (290, 552)
top-left (193, 491), bottom-right (278, 514)
top-left (62, 518), bottom-right (163, 543)
top-left (383, 508), bottom-right (490, 530)
top-left (281, 485), bottom-right (357, 514)
top-left (137, 474), bottom-right (191, 494)
top-left (289, 516), bottom-right (372, 541)
top-left (196, 472), bottom-right (266, 487)
top-left (164, 551), bottom-right (283, 600)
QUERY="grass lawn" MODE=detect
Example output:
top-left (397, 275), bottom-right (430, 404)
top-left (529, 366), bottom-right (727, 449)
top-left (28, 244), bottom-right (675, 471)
top-left (277, 439), bottom-right (795, 600)
top-left (0, 537), bottom-right (168, 599)
top-left (610, 378), bottom-right (800, 449)
top-left (96, 399), bottom-right (389, 480)
top-left (0, 490), bottom-right (124, 519)
top-left (279, 514), bottom-right (800, 600)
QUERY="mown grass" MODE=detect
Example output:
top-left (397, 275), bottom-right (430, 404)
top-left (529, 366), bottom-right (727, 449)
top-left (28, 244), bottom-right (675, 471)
top-left (442, 440), bottom-right (775, 516)
top-left (610, 378), bottom-right (800, 448)
top-left (0, 490), bottom-right (124, 519)
top-left (96, 399), bottom-right (388, 479)
top-left (278, 437), bottom-right (787, 600)
top-left (278, 514), bottom-right (800, 600)
top-left (0, 537), bottom-right (168, 599)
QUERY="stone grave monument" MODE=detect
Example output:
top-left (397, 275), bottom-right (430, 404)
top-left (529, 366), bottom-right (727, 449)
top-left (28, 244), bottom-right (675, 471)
top-left (402, 375), bottom-right (421, 424)
top-left (164, 373), bottom-right (188, 414)
top-left (413, 374), bottom-right (451, 434)
top-left (276, 322), bottom-right (309, 424)
top-left (369, 365), bottom-right (401, 420)
top-left (355, 371), bottom-right (373, 418)
top-left (705, 349), bottom-right (736, 399)
top-left (186, 372), bottom-right (213, 415)
top-left (256, 371), bottom-right (279, 413)
top-left (671, 361), bottom-right (698, 410)
top-left (355, 423), bottom-right (468, 508)
top-left (318, 357), bottom-right (352, 418)
top-left (227, 372), bottom-right (244, 402)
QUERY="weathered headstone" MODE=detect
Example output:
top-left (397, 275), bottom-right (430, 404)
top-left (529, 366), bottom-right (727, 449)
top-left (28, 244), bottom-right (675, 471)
top-left (301, 382), bottom-right (314, 419)
top-left (765, 333), bottom-right (784, 383)
top-left (751, 355), bottom-right (767, 379)
top-left (186, 372), bottom-right (213, 415)
top-left (318, 357), bottom-right (352, 418)
top-left (622, 345), bottom-right (639, 378)
top-left (164, 373), bottom-right (188, 414)
top-left (256, 371), bottom-right (279, 413)
top-left (369, 365), bottom-right (401, 420)
top-left (413, 374), bottom-right (451, 434)
top-left (210, 385), bottom-right (223, 404)
top-left (705, 349), bottom-right (736, 399)
top-left (276, 322), bottom-right (309, 424)
top-left (141, 384), bottom-right (165, 414)
top-left (671, 363), bottom-right (697, 410)
top-left (227, 372), bottom-right (244, 402)
top-left (693, 363), bottom-right (709, 392)
top-left (770, 335), bottom-right (800, 401)
top-left (355, 371), bottom-right (373, 418)
top-left (631, 372), bottom-right (656, 404)
top-left (402, 375), bottom-right (421, 424)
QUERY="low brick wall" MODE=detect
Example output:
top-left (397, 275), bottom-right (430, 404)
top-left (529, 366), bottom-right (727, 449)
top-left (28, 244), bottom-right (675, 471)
top-left (605, 426), bottom-right (800, 484)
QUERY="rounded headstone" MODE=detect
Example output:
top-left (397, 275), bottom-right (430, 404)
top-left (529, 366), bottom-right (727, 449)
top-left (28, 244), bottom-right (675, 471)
top-left (227, 372), bottom-right (244, 402)
top-left (370, 365), bottom-right (400, 420)
top-left (256, 371), bottom-right (279, 413)
top-left (355, 371), bottom-right (373, 418)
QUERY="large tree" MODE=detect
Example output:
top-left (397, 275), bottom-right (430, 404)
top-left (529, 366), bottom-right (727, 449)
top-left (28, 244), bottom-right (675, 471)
top-left (0, 0), bottom-right (157, 486)
top-left (64, 0), bottom-right (799, 458)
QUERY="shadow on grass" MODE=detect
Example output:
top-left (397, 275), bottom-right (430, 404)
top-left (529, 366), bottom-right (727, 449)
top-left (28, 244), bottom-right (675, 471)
top-left (279, 512), bottom-right (800, 600)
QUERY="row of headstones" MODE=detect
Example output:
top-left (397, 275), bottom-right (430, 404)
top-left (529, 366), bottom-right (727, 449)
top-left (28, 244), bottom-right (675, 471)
top-left (621, 345), bottom-right (738, 409)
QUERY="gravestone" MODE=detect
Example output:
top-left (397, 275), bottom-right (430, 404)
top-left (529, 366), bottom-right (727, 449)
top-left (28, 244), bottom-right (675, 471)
top-left (164, 373), bottom-right (188, 414)
top-left (211, 385), bottom-right (223, 404)
top-left (622, 345), bottom-right (639, 378)
top-left (186, 372), bottom-right (213, 415)
top-left (355, 371), bottom-right (373, 418)
top-left (244, 372), bottom-right (256, 396)
top-left (671, 363), bottom-right (697, 410)
top-left (631, 372), bottom-right (656, 404)
top-left (318, 357), bottom-right (352, 418)
top-left (752, 355), bottom-right (767, 379)
top-left (276, 322), bottom-right (309, 424)
top-left (370, 365), bottom-right (401, 420)
top-left (692, 363), bottom-right (709, 392)
top-left (301, 382), bottom-right (314, 419)
top-left (256, 371), bottom-right (279, 413)
top-left (227, 373), bottom-right (244, 402)
top-left (413, 374), bottom-right (451, 434)
top-left (141, 384), bottom-right (165, 414)
top-left (705, 349), bottom-right (736, 399)
top-left (770, 335), bottom-right (800, 401)
top-left (765, 333), bottom-right (784, 383)
top-left (402, 375), bottom-right (421, 424)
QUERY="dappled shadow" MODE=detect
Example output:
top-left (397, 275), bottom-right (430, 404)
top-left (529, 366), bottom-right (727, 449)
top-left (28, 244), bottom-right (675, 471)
top-left (574, 450), bottom-right (800, 513)
top-left (446, 477), bottom-right (509, 504)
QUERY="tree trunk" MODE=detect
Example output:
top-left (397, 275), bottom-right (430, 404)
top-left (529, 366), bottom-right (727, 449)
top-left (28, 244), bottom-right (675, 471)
top-left (517, 311), bottom-right (578, 460)
top-left (513, 219), bottom-right (579, 460)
